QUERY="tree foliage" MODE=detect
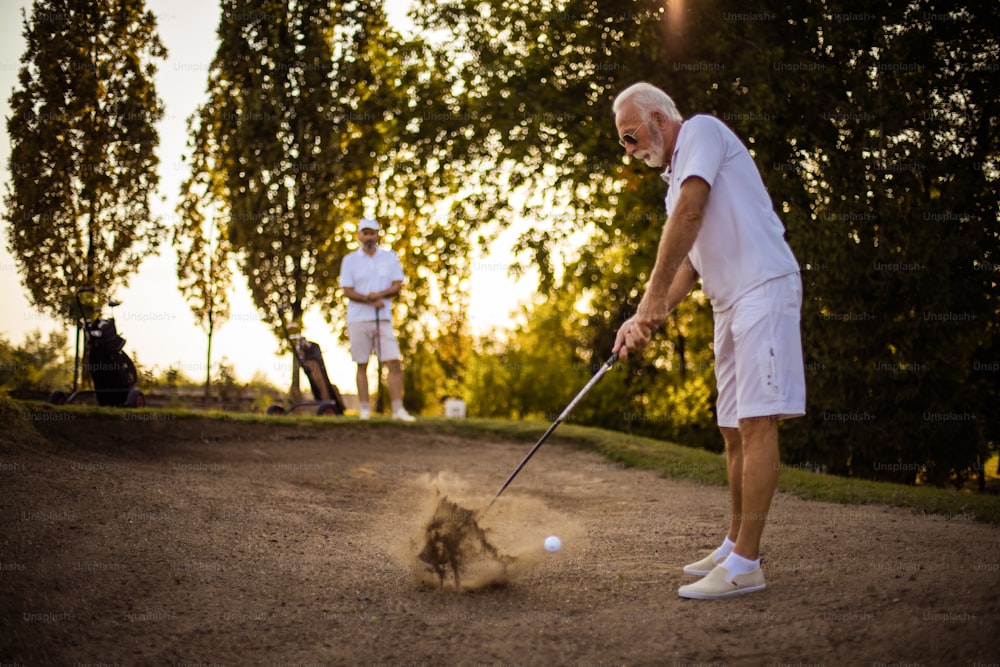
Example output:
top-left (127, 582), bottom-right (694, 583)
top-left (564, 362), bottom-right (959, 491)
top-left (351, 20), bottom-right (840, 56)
top-left (184, 0), bottom-right (479, 397)
top-left (425, 0), bottom-right (998, 486)
top-left (185, 0), bottom-right (357, 344)
top-left (771, 1), bottom-right (1000, 487)
top-left (4, 0), bottom-right (167, 320)
top-left (0, 330), bottom-right (73, 395)
top-left (464, 293), bottom-right (589, 419)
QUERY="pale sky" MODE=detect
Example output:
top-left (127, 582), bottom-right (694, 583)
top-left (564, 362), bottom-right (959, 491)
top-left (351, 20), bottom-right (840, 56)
top-left (0, 0), bottom-right (535, 393)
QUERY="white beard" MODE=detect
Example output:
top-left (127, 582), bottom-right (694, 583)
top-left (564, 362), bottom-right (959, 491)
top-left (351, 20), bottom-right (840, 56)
top-left (642, 152), bottom-right (663, 169)
top-left (640, 126), bottom-right (667, 168)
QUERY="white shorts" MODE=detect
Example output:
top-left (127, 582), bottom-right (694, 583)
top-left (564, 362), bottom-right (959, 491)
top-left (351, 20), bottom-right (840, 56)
top-left (713, 273), bottom-right (806, 428)
top-left (347, 321), bottom-right (402, 364)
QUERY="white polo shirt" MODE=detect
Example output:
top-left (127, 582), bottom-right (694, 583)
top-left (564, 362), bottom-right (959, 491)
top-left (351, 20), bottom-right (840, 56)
top-left (339, 246), bottom-right (405, 324)
top-left (663, 114), bottom-right (800, 312)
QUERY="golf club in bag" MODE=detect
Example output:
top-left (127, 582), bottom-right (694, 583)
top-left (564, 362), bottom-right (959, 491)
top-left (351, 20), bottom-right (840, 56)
top-left (48, 287), bottom-right (144, 408)
top-left (266, 312), bottom-right (347, 417)
top-left (486, 352), bottom-right (619, 509)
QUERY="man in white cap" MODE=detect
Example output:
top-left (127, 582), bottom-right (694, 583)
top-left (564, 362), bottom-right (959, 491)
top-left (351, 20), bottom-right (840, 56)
top-left (339, 218), bottom-right (415, 421)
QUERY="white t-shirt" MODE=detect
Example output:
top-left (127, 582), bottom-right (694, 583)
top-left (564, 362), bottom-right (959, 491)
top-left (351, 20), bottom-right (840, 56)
top-left (339, 246), bottom-right (405, 323)
top-left (663, 114), bottom-right (800, 312)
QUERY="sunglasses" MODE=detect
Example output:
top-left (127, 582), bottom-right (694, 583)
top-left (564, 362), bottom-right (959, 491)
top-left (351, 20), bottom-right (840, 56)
top-left (618, 120), bottom-right (646, 147)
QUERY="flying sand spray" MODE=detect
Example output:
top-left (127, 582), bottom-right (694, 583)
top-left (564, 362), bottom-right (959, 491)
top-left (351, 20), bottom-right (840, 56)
top-left (415, 354), bottom-right (619, 588)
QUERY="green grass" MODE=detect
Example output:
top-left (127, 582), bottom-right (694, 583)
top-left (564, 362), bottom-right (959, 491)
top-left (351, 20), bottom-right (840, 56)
top-left (429, 417), bottom-right (1000, 526)
top-left (4, 397), bottom-right (998, 525)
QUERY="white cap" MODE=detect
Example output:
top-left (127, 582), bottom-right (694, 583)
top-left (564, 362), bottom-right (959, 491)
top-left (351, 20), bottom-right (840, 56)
top-left (358, 218), bottom-right (379, 232)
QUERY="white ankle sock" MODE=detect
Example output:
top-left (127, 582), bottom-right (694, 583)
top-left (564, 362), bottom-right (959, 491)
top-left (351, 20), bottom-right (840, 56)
top-left (721, 552), bottom-right (760, 579)
top-left (717, 536), bottom-right (736, 561)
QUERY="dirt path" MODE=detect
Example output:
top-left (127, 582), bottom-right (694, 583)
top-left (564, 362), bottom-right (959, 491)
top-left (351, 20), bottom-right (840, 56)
top-left (1, 416), bottom-right (998, 666)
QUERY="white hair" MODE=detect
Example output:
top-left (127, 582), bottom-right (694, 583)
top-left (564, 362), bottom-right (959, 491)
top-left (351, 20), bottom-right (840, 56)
top-left (613, 82), bottom-right (683, 123)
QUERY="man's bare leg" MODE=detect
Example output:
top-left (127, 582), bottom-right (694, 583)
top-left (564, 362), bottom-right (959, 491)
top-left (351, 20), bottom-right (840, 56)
top-left (678, 417), bottom-right (779, 598)
top-left (386, 359), bottom-right (404, 405)
top-left (355, 363), bottom-right (370, 406)
top-left (732, 416), bottom-right (780, 560)
top-left (720, 426), bottom-right (743, 543)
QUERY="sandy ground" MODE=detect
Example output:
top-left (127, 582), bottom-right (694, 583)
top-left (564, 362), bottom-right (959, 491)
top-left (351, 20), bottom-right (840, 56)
top-left (1, 413), bottom-right (998, 666)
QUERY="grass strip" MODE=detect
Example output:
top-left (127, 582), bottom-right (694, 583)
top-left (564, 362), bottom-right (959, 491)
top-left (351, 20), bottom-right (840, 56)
top-left (4, 399), bottom-right (997, 525)
top-left (431, 417), bottom-right (1000, 525)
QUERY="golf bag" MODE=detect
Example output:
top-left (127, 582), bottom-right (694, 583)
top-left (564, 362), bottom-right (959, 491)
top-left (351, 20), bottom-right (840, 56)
top-left (83, 315), bottom-right (140, 407)
top-left (49, 287), bottom-right (144, 408)
top-left (296, 337), bottom-right (347, 414)
top-left (266, 312), bottom-right (347, 417)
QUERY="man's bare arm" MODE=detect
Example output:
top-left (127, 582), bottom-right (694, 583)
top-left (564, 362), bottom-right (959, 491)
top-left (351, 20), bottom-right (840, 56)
top-left (636, 176), bottom-right (709, 325)
top-left (664, 256), bottom-right (699, 314)
top-left (342, 286), bottom-right (370, 303)
top-left (614, 177), bottom-right (709, 358)
top-left (343, 280), bottom-right (403, 309)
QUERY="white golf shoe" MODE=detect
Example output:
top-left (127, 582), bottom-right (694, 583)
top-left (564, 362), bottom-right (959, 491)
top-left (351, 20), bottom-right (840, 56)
top-left (678, 564), bottom-right (766, 600)
top-left (682, 549), bottom-right (725, 576)
top-left (393, 408), bottom-right (415, 422)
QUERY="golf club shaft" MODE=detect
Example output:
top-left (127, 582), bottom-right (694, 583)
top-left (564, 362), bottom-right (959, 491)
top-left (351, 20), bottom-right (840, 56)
top-left (486, 352), bottom-right (619, 509)
top-left (375, 307), bottom-right (383, 414)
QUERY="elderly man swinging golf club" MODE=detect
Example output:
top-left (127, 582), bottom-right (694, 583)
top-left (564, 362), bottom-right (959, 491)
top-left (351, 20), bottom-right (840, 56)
top-left (611, 82), bottom-right (806, 599)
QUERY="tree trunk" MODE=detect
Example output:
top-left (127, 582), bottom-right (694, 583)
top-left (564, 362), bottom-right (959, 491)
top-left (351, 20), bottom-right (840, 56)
top-left (204, 319), bottom-right (214, 400)
top-left (73, 321), bottom-right (82, 392)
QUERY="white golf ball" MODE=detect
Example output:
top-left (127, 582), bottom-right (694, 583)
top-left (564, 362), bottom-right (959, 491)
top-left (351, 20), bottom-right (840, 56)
top-left (544, 535), bottom-right (562, 553)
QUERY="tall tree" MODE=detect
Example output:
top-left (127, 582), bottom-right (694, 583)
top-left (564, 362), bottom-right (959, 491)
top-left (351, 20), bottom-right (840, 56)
top-left (186, 0), bottom-right (347, 353)
top-left (187, 0), bottom-right (476, 398)
top-left (174, 116), bottom-right (233, 398)
top-left (4, 0), bottom-right (167, 319)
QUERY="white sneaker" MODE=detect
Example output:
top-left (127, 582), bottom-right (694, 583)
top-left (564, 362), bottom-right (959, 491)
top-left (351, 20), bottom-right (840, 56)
top-left (392, 408), bottom-right (415, 422)
top-left (359, 408), bottom-right (370, 420)
top-left (678, 565), bottom-right (766, 600)
top-left (682, 549), bottom-right (725, 576)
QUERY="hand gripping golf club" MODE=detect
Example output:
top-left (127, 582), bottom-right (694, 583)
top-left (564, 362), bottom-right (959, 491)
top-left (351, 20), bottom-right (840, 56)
top-left (486, 352), bottom-right (620, 509)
